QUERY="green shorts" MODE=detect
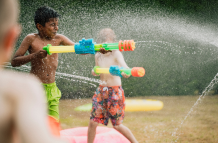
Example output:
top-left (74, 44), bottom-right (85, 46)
top-left (43, 82), bottom-right (61, 120)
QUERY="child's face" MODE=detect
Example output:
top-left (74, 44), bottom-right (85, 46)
top-left (41, 18), bottom-right (58, 38)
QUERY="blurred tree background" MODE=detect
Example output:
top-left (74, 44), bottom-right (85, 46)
top-left (10, 0), bottom-right (218, 98)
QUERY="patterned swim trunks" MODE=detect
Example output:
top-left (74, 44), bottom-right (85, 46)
top-left (90, 85), bottom-right (125, 126)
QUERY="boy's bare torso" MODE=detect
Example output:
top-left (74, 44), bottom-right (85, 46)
top-left (96, 50), bottom-right (122, 86)
top-left (11, 32), bottom-right (74, 84)
top-left (28, 34), bottom-right (62, 83)
top-left (12, 30), bottom-right (75, 84)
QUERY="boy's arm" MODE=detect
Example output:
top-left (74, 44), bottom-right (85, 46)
top-left (11, 35), bottom-right (47, 67)
top-left (92, 53), bottom-right (100, 76)
top-left (59, 34), bottom-right (74, 46)
top-left (114, 51), bottom-right (130, 78)
top-left (12, 75), bottom-right (67, 143)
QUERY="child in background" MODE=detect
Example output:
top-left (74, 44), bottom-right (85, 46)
top-left (0, 0), bottom-right (67, 143)
top-left (87, 28), bottom-right (138, 143)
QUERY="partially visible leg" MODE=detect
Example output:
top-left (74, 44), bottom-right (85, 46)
top-left (48, 116), bottom-right (60, 136)
top-left (109, 86), bottom-right (138, 143)
top-left (43, 83), bottom-right (61, 136)
top-left (87, 120), bottom-right (99, 143)
top-left (113, 124), bottom-right (138, 143)
top-left (44, 83), bottom-right (62, 121)
top-left (88, 86), bottom-right (107, 143)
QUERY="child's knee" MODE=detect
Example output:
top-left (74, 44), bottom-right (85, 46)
top-left (89, 120), bottom-right (98, 128)
top-left (113, 124), bottom-right (122, 130)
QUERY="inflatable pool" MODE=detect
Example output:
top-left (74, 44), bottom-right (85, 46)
top-left (74, 99), bottom-right (163, 112)
top-left (125, 99), bottom-right (163, 111)
top-left (60, 127), bottom-right (130, 143)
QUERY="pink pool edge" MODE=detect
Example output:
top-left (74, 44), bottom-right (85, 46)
top-left (60, 126), bottom-right (130, 143)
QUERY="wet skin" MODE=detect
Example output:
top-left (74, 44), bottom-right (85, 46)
top-left (11, 18), bottom-right (74, 83)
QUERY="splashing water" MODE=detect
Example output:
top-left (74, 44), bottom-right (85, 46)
top-left (4, 63), bottom-right (99, 87)
top-left (135, 40), bottom-right (218, 66)
top-left (171, 72), bottom-right (218, 142)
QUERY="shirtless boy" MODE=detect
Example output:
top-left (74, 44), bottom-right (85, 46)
top-left (11, 6), bottom-right (75, 121)
top-left (0, 0), bottom-right (67, 143)
top-left (87, 28), bottom-right (138, 143)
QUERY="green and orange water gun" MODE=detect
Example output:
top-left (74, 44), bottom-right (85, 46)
top-left (93, 66), bottom-right (145, 77)
top-left (43, 38), bottom-right (135, 55)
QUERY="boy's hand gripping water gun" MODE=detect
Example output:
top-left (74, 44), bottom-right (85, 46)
top-left (93, 65), bottom-right (145, 77)
top-left (43, 38), bottom-right (135, 55)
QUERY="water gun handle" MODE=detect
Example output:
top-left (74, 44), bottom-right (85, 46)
top-left (109, 66), bottom-right (124, 77)
top-left (74, 38), bottom-right (96, 54)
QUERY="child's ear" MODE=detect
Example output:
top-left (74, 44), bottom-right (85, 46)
top-left (36, 23), bottom-right (43, 31)
top-left (3, 25), bottom-right (21, 52)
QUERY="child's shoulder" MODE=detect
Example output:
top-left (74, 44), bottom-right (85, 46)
top-left (25, 33), bottom-right (38, 38)
top-left (53, 34), bottom-right (71, 43)
top-left (24, 33), bottom-right (38, 42)
top-left (0, 70), bottom-right (40, 88)
top-left (95, 52), bottom-right (101, 57)
top-left (0, 70), bottom-right (42, 98)
top-left (54, 34), bottom-right (68, 39)
top-left (95, 52), bottom-right (102, 59)
top-left (112, 50), bottom-right (122, 57)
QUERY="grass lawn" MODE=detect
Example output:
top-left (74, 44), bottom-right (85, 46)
top-left (59, 95), bottom-right (218, 143)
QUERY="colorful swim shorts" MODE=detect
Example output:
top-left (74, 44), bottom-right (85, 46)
top-left (90, 85), bottom-right (125, 126)
top-left (43, 82), bottom-right (61, 121)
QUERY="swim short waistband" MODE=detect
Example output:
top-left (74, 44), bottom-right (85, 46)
top-left (99, 85), bottom-right (122, 88)
top-left (42, 82), bottom-right (57, 87)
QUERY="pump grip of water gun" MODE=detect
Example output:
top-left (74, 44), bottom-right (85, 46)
top-left (93, 66), bottom-right (145, 77)
top-left (43, 38), bottom-right (135, 55)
